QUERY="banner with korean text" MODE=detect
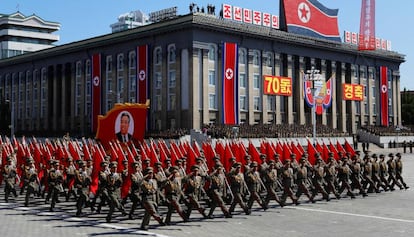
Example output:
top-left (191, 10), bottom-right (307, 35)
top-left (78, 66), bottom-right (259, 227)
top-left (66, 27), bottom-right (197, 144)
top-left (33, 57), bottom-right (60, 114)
top-left (342, 83), bottom-right (364, 101)
top-left (263, 75), bottom-right (292, 96)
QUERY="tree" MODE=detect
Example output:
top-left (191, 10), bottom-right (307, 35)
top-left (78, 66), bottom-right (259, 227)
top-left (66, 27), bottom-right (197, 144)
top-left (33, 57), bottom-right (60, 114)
top-left (401, 88), bottom-right (414, 126)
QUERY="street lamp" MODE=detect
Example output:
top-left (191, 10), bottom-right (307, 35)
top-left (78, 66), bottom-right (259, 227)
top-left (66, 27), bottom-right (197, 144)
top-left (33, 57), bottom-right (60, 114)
top-left (305, 66), bottom-right (323, 145)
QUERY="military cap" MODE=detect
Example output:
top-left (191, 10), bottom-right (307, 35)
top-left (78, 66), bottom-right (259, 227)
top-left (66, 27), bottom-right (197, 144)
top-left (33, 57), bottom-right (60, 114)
top-left (164, 158), bottom-right (171, 163)
top-left (100, 161), bottom-right (108, 167)
top-left (273, 153), bottom-right (280, 158)
top-left (143, 159), bottom-right (151, 164)
top-left (328, 157), bottom-right (335, 161)
top-left (215, 163), bottom-right (224, 170)
top-left (328, 152), bottom-right (334, 157)
top-left (67, 157), bottom-right (73, 162)
top-left (51, 160), bottom-right (60, 165)
top-left (355, 150), bottom-right (361, 155)
top-left (260, 154), bottom-right (266, 158)
top-left (300, 157), bottom-right (306, 162)
top-left (229, 157), bottom-right (236, 162)
top-left (78, 160), bottom-right (86, 167)
top-left (109, 161), bottom-right (118, 168)
top-left (388, 153), bottom-right (394, 157)
top-left (244, 155), bottom-right (251, 160)
top-left (196, 157), bottom-right (203, 162)
top-left (169, 166), bottom-right (179, 173)
top-left (250, 161), bottom-right (258, 167)
top-left (175, 159), bottom-right (183, 164)
top-left (284, 159), bottom-right (291, 164)
top-left (26, 157), bottom-right (34, 164)
top-left (213, 156), bottom-right (221, 161)
top-left (290, 153), bottom-right (296, 158)
top-left (379, 154), bottom-right (385, 158)
top-left (396, 153), bottom-right (401, 157)
top-left (132, 161), bottom-right (140, 167)
top-left (233, 162), bottom-right (242, 168)
top-left (122, 159), bottom-right (128, 164)
top-left (191, 165), bottom-right (200, 171)
top-left (155, 161), bottom-right (162, 166)
top-left (268, 160), bottom-right (275, 165)
top-left (144, 167), bottom-right (154, 175)
top-left (371, 154), bottom-right (378, 158)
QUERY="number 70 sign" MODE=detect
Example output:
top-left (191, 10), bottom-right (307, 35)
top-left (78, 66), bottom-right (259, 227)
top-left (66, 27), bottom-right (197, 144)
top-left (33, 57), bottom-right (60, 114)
top-left (263, 75), bottom-right (292, 96)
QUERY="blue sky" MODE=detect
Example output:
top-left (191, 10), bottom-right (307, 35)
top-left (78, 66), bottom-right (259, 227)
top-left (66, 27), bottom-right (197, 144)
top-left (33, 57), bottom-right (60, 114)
top-left (2, 0), bottom-right (412, 90)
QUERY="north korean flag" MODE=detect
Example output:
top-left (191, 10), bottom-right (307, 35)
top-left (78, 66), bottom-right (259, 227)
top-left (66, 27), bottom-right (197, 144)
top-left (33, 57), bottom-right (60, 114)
top-left (380, 66), bottom-right (389, 127)
top-left (91, 53), bottom-right (101, 132)
top-left (281, 0), bottom-right (341, 42)
top-left (137, 45), bottom-right (148, 104)
top-left (222, 42), bottom-right (239, 125)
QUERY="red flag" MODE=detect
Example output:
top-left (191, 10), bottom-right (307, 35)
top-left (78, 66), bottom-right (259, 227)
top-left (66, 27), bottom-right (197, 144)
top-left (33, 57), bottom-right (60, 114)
top-left (137, 45), bottom-right (149, 104)
top-left (281, 0), bottom-right (341, 42)
top-left (215, 141), bottom-right (225, 164)
top-left (344, 140), bottom-right (356, 157)
top-left (322, 142), bottom-right (330, 162)
top-left (291, 142), bottom-right (303, 161)
top-left (90, 146), bottom-right (103, 195)
top-left (91, 53), bottom-right (101, 132)
top-left (307, 139), bottom-right (317, 165)
top-left (380, 66), bottom-right (389, 126)
top-left (248, 141), bottom-right (260, 164)
top-left (222, 42), bottom-right (238, 124)
top-left (223, 142), bottom-right (235, 172)
top-left (329, 141), bottom-right (339, 160)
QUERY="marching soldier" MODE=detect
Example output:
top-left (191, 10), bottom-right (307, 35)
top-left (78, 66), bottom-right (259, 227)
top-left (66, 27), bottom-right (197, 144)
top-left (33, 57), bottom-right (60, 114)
top-left (371, 154), bottom-right (387, 192)
top-left (128, 161), bottom-right (144, 220)
top-left (105, 161), bottom-right (127, 223)
top-left (246, 161), bottom-right (267, 210)
top-left (182, 165), bottom-right (208, 219)
top-left (154, 161), bottom-right (167, 204)
top-left (395, 153), bottom-right (409, 190)
top-left (337, 157), bottom-right (355, 198)
top-left (280, 159), bottom-right (299, 205)
top-left (2, 156), bottom-right (19, 202)
top-left (163, 166), bottom-right (188, 224)
top-left (263, 160), bottom-right (284, 207)
top-left (91, 161), bottom-right (110, 213)
top-left (140, 167), bottom-right (165, 230)
top-left (228, 162), bottom-right (250, 215)
top-left (349, 155), bottom-right (367, 197)
top-left (311, 158), bottom-right (330, 201)
top-left (75, 160), bottom-right (91, 216)
top-left (387, 153), bottom-right (403, 190)
top-left (65, 157), bottom-right (77, 201)
top-left (207, 164), bottom-right (232, 218)
top-left (23, 157), bottom-right (39, 207)
top-left (325, 157), bottom-right (341, 200)
top-left (295, 157), bottom-right (315, 203)
top-left (361, 155), bottom-right (378, 193)
top-left (48, 160), bottom-right (65, 211)
top-left (379, 154), bottom-right (390, 191)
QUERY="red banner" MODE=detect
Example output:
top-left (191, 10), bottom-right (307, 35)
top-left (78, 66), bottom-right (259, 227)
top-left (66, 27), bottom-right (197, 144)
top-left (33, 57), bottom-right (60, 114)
top-left (342, 83), bottom-right (364, 101)
top-left (95, 102), bottom-right (149, 147)
top-left (380, 66), bottom-right (389, 126)
top-left (281, 0), bottom-right (340, 42)
top-left (137, 45), bottom-right (148, 104)
top-left (91, 53), bottom-right (101, 132)
top-left (263, 75), bottom-right (292, 96)
top-left (222, 42), bottom-right (238, 125)
top-left (358, 0), bottom-right (376, 50)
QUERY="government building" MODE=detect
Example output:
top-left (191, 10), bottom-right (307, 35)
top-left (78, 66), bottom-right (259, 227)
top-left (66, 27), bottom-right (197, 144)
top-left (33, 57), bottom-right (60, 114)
top-left (0, 8), bottom-right (405, 138)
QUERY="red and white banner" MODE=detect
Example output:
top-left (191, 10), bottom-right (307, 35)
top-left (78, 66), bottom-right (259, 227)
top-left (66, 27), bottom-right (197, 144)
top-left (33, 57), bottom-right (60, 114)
top-left (358, 0), bottom-right (376, 50)
top-left (91, 53), bottom-right (101, 132)
top-left (380, 66), bottom-right (389, 126)
top-left (222, 42), bottom-right (238, 125)
top-left (137, 45), bottom-right (148, 104)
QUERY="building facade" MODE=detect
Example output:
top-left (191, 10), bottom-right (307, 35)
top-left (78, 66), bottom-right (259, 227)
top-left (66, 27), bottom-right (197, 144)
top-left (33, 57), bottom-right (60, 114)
top-left (0, 12), bottom-right (60, 59)
top-left (0, 13), bottom-right (405, 137)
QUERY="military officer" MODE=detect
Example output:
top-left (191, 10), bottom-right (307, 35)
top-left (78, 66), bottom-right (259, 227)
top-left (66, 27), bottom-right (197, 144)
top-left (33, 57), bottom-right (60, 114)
top-left (395, 153), bottom-right (409, 190)
top-left (2, 156), bottom-right (19, 202)
top-left (182, 165), bottom-right (208, 219)
top-left (228, 162), bottom-right (250, 215)
top-left (105, 161), bottom-right (127, 223)
top-left (280, 159), bottom-right (299, 205)
top-left (163, 166), bottom-right (188, 224)
top-left (140, 167), bottom-right (165, 230)
top-left (207, 164), bottom-right (232, 218)
top-left (75, 160), bottom-right (91, 216)
top-left (245, 161), bottom-right (267, 210)
top-left (48, 160), bottom-right (64, 211)
top-left (128, 161), bottom-right (144, 220)
top-left (23, 157), bottom-right (39, 207)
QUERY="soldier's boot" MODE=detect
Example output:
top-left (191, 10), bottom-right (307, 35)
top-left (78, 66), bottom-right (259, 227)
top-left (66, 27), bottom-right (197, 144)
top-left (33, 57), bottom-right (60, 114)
top-left (244, 206), bottom-right (251, 215)
top-left (155, 215), bottom-right (166, 226)
top-left (228, 203), bottom-right (235, 214)
top-left (178, 210), bottom-right (188, 222)
top-left (199, 208), bottom-right (210, 219)
top-left (207, 206), bottom-right (215, 218)
top-left (335, 192), bottom-right (341, 199)
top-left (307, 193), bottom-right (316, 203)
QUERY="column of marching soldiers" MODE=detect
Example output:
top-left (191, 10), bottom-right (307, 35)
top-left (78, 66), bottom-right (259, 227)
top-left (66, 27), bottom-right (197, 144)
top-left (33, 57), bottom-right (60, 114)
top-left (1, 143), bottom-right (410, 230)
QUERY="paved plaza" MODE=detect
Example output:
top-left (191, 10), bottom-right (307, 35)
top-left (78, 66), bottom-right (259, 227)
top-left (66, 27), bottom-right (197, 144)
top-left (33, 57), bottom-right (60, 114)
top-left (0, 147), bottom-right (413, 237)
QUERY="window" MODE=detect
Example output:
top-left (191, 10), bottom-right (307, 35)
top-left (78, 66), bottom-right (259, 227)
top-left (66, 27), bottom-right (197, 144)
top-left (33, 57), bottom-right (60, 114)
top-left (364, 102), bottom-right (368, 114)
top-left (371, 86), bottom-right (376, 99)
top-left (154, 95), bottom-right (162, 111)
top-left (154, 47), bottom-right (162, 65)
top-left (239, 73), bottom-right (247, 88)
top-left (253, 74), bottom-right (260, 89)
top-left (208, 45), bottom-right (216, 61)
top-left (267, 96), bottom-right (275, 111)
top-left (373, 103), bottom-right (377, 115)
top-left (168, 44), bottom-right (176, 63)
top-left (155, 72), bottom-right (162, 89)
top-left (209, 94), bottom-right (217, 109)
top-left (239, 48), bottom-right (247, 65)
top-left (253, 51), bottom-right (260, 66)
top-left (76, 61), bottom-right (82, 77)
top-left (265, 52), bottom-right (272, 67)
top-left (240, 95), bottom-right (247, 111)
top-left (168, 70), bottom-right (176, 88)
top-left (129, 51), bottom-right (136, 69)
top-left (253, 96), bottom-right (261, 111)
top-left (168, 94), bottom-right (176, 110)
top-left (117, 54), bottom-right (124, 71)
top-left (208, 70), bottom-right (216, 86)
top-left (106, 56), bottom-right (113, 72)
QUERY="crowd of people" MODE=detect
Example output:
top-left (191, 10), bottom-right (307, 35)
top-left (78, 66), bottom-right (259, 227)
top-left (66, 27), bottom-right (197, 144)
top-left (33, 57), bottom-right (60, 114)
top-left (1, 145), bottom-right (409, 230)
top-left (361, 125), bottom-right (414, 136)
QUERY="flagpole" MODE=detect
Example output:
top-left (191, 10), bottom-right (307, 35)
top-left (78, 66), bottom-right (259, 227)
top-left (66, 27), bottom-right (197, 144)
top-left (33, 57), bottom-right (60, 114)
top-left (305, 67), bottom-right (322, 146)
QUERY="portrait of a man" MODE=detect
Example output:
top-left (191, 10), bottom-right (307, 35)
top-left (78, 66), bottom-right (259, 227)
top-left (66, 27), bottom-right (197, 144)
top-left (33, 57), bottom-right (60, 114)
top-left (115, 112), bottom-right (134, 142)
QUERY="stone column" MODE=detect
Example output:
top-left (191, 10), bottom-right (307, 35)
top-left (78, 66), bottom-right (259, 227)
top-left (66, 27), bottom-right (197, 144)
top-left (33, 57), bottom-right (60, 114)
top-left (287, 54), bottom-right (293, 125)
